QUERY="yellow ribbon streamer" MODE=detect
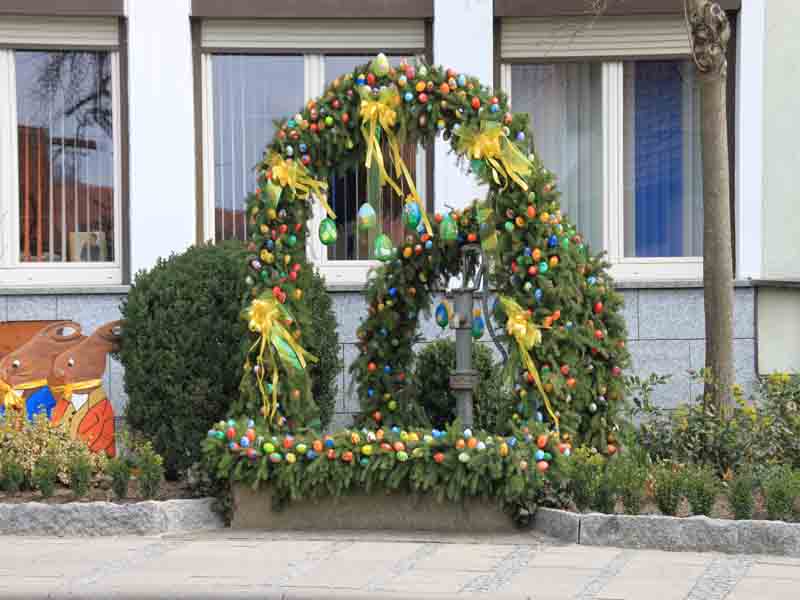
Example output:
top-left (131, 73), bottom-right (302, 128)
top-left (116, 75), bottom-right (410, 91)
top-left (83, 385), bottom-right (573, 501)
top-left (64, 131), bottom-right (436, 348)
top-left (456, 122), bottom-right (532, 191)
top-left (498, 296), bottom-right (559, 432)
top-left (246, 298), bottom-right (318, 423)
top-left (267, 153), bottom-right (336, 220)
top-left (49, 379), bottom-right (103, 403)
top-left (359, 88), bottom-right (433, 235)
top-left (0, 379), bottom-right (48, 412)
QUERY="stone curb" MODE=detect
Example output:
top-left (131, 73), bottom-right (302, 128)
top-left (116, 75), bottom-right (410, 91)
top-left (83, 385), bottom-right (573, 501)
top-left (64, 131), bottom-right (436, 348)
top-left (534, 507), bottom-right (800, 556)
top-left (0, 498), bottom-right (223, 536)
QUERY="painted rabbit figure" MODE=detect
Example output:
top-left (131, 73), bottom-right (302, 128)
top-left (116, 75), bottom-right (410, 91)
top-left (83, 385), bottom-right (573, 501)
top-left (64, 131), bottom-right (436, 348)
top-left (49, 321), bottom-right (120, 457)
top-left (0, 321), bottom-right (85, 421)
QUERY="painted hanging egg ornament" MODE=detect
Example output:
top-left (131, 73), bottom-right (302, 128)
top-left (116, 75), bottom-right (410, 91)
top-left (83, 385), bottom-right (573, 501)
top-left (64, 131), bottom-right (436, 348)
top-left (370, 52), bottom-right (390, 77)
top-left (357, 202), bottom-right (377, 231)
top-left (471, 315), bottom-right (485, 339)
top-left (318, 218), bottom-right (338, 246)
top-left (403, 202), bottom-right (422, 230)
top-left (435, 302), bottom-right (450, 329)
top-left (440, 213), bottom-right (458, 242)
top-left (373, 233), bottom-right (395, 262)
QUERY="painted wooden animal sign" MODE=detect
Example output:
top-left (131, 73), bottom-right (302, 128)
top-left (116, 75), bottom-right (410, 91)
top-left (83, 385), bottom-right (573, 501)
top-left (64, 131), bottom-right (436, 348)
top-left (0, 320), bottom-right (119, 456)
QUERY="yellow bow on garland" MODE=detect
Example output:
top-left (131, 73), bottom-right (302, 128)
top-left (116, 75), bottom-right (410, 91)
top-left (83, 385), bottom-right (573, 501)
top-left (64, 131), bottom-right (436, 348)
top-left (266, 153), bottom-right (336, 220)
top-left (359, 87), bottom-right (433, 235)
top-left (456, 121), bottom-right (532, 191)
top-left (0, 378), bottom-right (47, 412)
top-left (498, 296), bottom-right (559, 432)
top-left (246, 298), bottom-right (318, 423)
top-left (49, 379), bottom-right (103, 403)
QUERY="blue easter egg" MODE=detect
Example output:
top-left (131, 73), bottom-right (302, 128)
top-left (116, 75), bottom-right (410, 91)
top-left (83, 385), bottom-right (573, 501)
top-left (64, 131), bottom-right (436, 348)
top-left (285, 146), bottom-right (294, 157)
top-left (404, 91), bottom-right (414, 102)
top-left (367, 388), bottom-right (375, 397)
top-left (298, 143), bottom-right (307, 153)
top-left (516, 131), bottom-right (526, 142)
top-left (287, 119), bottom-right (296, 128)
top-left (536, 412), bottom-right (544, 422)
top-left (489, 104), bottom-right (499, 113)
top-left (247, 419), bottom-right (255, 428)
top-left (389, 287), bottom-right (397, 297)
top-left (324, 438), bottom-right (335, 449)
top-left (240, 437), bottom-right (250, 448)
top-left (524, 247), bottom-right (532, 257)
top-left (356, 75), bottom-right (366, 85)
top-left (535, 450), bottom-right (545, 461)
top-left (548, 234), bottom-right (558, 247)
top-left (207, 430), bottom-right (215, 438)
top-left (266, 239), bottom-right (275, 250)
top-left (534, 288), bottom-right (543, 302)
top-left (360, 458), bottom-right (370, 466)
top-left (457, 74), bottom-right (466, 86)
top-left (539, 261), bottom-right (549, 274)
top-left (507, 437), bottom-right (518, 447)
top-left (306, 450), bottom-right (318, 460)
top-left (384, 365), bottom-right (392, 374)
top-left (425, 240), bottom-right (433, 250)
top-left (391, 426), bottom-right (401, 434)
top-left (588, 276), bottom-right (597, 285)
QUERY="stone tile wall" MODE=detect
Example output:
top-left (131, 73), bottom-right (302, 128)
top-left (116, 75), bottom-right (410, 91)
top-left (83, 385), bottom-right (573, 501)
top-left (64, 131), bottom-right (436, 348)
top-left (1, 286), bottom-right (757, 429)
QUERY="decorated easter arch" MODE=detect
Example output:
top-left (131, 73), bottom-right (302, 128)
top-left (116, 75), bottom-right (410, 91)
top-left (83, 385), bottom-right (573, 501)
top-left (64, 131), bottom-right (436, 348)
top-left (237, 53), bottom-right (629, 451)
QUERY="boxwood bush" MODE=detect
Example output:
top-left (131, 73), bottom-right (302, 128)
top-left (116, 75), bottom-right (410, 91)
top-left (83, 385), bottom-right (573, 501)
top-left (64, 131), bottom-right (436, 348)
top-left (412, 339), bottom-right (511, 431)
top-left (120, 241), bottom-right (339, 477)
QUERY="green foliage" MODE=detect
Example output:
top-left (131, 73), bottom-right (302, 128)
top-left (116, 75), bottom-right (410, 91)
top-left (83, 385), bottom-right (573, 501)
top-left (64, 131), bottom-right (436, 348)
top-left (562, 447), bottom-right (605, 512)
top-left (121, 241), bottom-right (339, 476)
top-left (106, 458), bottom-right (131, 500)
top-left (202, 418), bottom-right (563, 520)
top-left (68, 451), bottom-right (93, 498)
top-left (1, 459), bottom-right (25, 494)
top-left (652, 463), bottom-right (684, 516)
top-left (607, 452), bottom-right (649, 515)
top-left (32, 456), bottom-right (58, 498)
top-left (135, 441), bottom-right (164, 500)
top-left (728, 469), bottom-right (756, 520)
top-left (682, 465), bottom-right (719, 516)
top-left (412, 339), bottom-right (510, 431)
top-left (761, 465), bottom-right (800, 522)
top-left (758, 374), bottom-right (800, 469)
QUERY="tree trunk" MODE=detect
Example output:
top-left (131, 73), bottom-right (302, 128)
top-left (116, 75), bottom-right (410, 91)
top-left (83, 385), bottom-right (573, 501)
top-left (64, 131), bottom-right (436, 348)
top-left (700, 71), bottom-right (734, 409)
top-left (689, 0), bottom-right (734, 409)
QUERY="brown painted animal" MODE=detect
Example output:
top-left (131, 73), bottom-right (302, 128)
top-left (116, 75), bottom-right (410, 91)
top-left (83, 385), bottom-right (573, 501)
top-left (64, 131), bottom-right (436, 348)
top-left (50, 321), bottom-right (121, 457)
top-left (0, 321), bottom-right (85, 418)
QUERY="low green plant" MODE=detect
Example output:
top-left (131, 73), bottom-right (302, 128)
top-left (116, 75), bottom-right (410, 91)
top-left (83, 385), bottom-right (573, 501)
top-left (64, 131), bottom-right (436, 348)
top-left (607, 454), bottom-right (649, 515)
top-left (683, 465), bottom-right (720, 516)
top-left (563, 447), bottom-right (605, 512)
top-left (762, 465), bottom-right (800, 522)
top-left (136, 441), bottom-right (164, 500)
top-left (1, 458), bottom-right (25, 494)
top-left (728, 469), bottom-right (756, 520)
top-left (106, 457), bottom-right (131, 500)
top-left (32, 456), bottom-right (59, 498)
top-left (652, 463), bottom-right (684, 516)
top-left (68, 451), bottom-right (93, 499)
top-left (593, 469), bottom-right (617, 514)
top-left (758, 373), bottom-right (800, 469)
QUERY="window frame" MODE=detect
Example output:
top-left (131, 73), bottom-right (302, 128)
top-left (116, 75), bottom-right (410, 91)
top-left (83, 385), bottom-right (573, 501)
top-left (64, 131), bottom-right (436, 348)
top-left (500, 17), bottom-right (706, 283)
top-left (0, 20), bottom-right (124, 287)
top-left (197, 19), bottom-right (430, 287)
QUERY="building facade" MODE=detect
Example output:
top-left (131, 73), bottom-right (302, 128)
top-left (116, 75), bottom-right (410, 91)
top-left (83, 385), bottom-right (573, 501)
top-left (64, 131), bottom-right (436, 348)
top-left (0, 0), bottom-right (797, 427)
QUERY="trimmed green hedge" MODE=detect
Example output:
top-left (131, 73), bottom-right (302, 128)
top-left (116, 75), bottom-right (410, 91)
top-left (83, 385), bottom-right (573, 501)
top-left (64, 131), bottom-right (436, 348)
top-left (120, 241), bottom-right (339, 477)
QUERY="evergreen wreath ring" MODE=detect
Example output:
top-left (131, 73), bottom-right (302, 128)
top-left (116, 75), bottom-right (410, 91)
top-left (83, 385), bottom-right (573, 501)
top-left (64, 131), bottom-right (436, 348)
top-left (241, 54), bottom-right (629, 451)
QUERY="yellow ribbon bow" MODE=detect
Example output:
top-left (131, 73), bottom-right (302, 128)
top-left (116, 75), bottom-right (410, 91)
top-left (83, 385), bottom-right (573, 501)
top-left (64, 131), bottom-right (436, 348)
top-left (456, 121), bottom-right (532, 191)
top-left (246, 298), bottom-right (318, 423)
top-left (49, 379), bottom-right (103, 403)
top-left (359, 87), bottom-right (433, 235)
top-left (498, 296), bottom-right (559, 431)
top-left (0, 379), bottom-right (48, 412)
top-left (266, 153), bottom-right (336, 220)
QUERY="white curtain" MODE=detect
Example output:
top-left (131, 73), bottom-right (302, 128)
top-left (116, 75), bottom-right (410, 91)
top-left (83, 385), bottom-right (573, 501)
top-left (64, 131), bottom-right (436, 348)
top-left (510, 63), bottom-right (604, 251)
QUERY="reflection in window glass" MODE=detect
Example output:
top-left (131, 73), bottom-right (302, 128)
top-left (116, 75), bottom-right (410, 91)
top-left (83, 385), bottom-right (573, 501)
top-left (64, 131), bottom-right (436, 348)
top-left (211, 55), bottom-right (304, 241)
top-left (623, 60), bottom-right (703, 258)
top-left (323, 55), bottom-right (420, 261)
top-left (15, 51), bottom-right (115, 263)
top-left (511, 63), bottom-right (603, 251)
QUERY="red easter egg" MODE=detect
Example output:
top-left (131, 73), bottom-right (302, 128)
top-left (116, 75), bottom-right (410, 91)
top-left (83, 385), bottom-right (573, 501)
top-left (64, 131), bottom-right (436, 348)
top-left (536, 460), bottom-right (549, 473)
top-left (471, 97), bottom-right (480, 110)
top-left (433, 452), bottom-right (445, 464)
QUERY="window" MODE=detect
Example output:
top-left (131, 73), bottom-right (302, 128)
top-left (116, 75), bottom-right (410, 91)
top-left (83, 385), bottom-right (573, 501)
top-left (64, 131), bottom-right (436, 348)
top-left (0, 18), bottom-right (122, 286)
top-left (502, 16), bottom-right (705, 281)
top-left (199, 19), bottom-right (427, 285)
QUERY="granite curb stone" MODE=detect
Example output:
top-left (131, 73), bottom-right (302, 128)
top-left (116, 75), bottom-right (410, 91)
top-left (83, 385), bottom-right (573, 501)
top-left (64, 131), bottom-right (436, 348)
top-left (0, 498), bottom-right (222, 536)
top-left (534, 508), bottom-right (800, 557)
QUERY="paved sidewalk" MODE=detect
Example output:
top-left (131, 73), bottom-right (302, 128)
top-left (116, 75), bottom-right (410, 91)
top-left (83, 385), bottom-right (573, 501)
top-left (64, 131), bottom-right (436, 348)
top-left (0, 529), bottom-right (797, 599)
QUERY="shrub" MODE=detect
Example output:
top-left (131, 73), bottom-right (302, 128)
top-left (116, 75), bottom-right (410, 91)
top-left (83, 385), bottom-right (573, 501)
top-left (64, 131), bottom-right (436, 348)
top-left (762, 465), bottom-right (800, 522)
top-left (563, 447), bottom-right (605, 512)
top-left (0, 414), bottom-right (105, 485)
top-left (412, 339), bottom-right (510, 431)
top-left (1, 459), bottom-right (25, 494)
top-left (607, 454), bottom-right (648, 515)
top-left (593, 469), bottom-right (617, 514)
top-left (120, 241), bottom-right (340, 477)
top-left (728, 470), bottom-right (756, 520)
top-left (106, 458), bottom-right (131, 500)
top-left (135, 441), bottom-right (164, 500)
top-left (683, 465), bottom-right (720, 516)
top-left (68, 451), bottom-right (93, 499)
top-left (652, 463), bottom-right (684, 516)
top-left (758, 374), bottom-right (800, 469)
top-left (32, 456), bottom-right (58, 498)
